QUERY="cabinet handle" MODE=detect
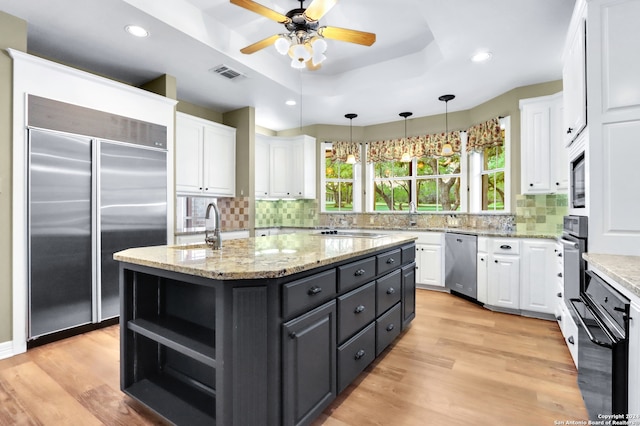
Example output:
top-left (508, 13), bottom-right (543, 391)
top-left (529, 183), bottom-right (533, 187)
top-left (557, 272), bottom-right (563, 278)
top-left (556, 182), bottom-right (560, 186)
top-left (557, 292), bottom-right (562, 298)
top-left (386, 258), bottom-right (395, 264)
top-left (567, 127), bottom-right (573, 134)
top-left (354, 305), bottom-right (366, 314)
top-left (556, 315), bottom-right (562, 321)
top-left (354, 269), bottom-right (366, 276)
top-left (499, 245), bottom-right (512, 250)
top-left (308, 286), bottom-right (322, 296)
top-left (494, 260), bottom-right (498, 264)
top-left (199, 187), bottom-right (203, 190)
top-left (386, 287), bottom-right (396, 295)
top-left (288, 331), bottom-right (296, 339)
top-left (558, 253), bottom-right (562, 257)
top-left (386, 324), bottom-right (395, 332)
top-left (568, 336), bottom-right (575, 345)
top-left (354, 349), bottom-right (366, 360)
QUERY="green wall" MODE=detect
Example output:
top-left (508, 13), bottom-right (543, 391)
top-left (0, 11), bottom-right (27, 344)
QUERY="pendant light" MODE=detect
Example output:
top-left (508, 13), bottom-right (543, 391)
top-left (439, 94), bottom-right (455, 157)
top-left (345, 113), bottom-right (358, 164)
top-left (399, 112), bottom-right (413, 162)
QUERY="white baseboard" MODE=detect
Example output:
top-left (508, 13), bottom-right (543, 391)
top-left (0, 340), bottom-right (14, 360)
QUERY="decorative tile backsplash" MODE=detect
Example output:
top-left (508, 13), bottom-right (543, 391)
top-left (515, 194), bottom-right (568, 235)
top-left (256, 199), bottom-right (319, 228)
top-left (218, 197), bottom-right (250, 230)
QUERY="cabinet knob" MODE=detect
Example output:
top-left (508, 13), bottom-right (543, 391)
top-left (386, 324), bottom-right (395, 332)
top-left (557, 272), bottom-right (563, 278)
top-left (354, 269), bottom-right (366, 276)
top-left (568, 336), bottom-right (575, 345)
top-left (494, 260), bottom-right (498, 264)
top-left (557, 292), bottom-right (562, 298)
top-left (529, 183), bottom-right (533, 187)
top-left (288, 331), bottom-right (297, 339)
top-left (386, 287), bottom-right (395, 295)
top-left (199, 187), bottom-right (203, 190)
top-left (386, 258), bottom-right (395, 264)
top-left (354, 305), bottom-right (366, 314)
top-left (556, 315), bottom-right (562, 321)
top-left (307, 286), bottom-right (322, 296)
top-left (354, 349), bottom-right (366, 360)
top-left (499, 245), bottom-right (512, 250)
top-left (567, 127), bottom-right (573, 134)
top-left (556, 182), bottom-right (560, 186)
top-left (480, 257), bottom-right (485, 262)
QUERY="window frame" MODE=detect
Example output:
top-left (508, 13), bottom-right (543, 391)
top-left (320, 141), bottom-right (362, 213)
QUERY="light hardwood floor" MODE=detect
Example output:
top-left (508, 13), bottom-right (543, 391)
top-left (0, 289), bottom-right (588, 425)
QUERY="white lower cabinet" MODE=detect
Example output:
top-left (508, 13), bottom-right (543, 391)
top-left (629, 302), bottom-right (640, 415)
top-left (520, 240), bottom-right (556, 314)
top-left (476, 252), bottom-right (488, 304)
top-left (414, 233), bottom-right (444, 288)
top-left (488, 254), bottom-right (520, 310)
top-left (559, 299), bottom-right (579, 367)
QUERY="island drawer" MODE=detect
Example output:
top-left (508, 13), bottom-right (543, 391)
top-left (376, 269), bottom-right (402, 315)
top-left (338, 257), bottom-right (376, 293)
top-left (337, 322), bottom-right (375, 394)
top-left (376, 249), bottom-right (401, 275)
top-left (337, 281), bottom-right (376, 343)
top-left (282, 269), bottom-right (337, 320)
top-left (376, 302), bottom-right (402, 356)
top-left (401, 244), bottom-right (416, 264)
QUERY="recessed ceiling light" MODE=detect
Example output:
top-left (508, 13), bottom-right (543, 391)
top-left (125, 25), bottom-right (149, 38)
top-left (285, 100), bottom-right (297, 106)
top-left (471, 51), bottom-right (492, 63)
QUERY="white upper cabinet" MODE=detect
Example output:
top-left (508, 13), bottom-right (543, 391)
top-left (257, 134), bottom-right (316, 199)
top-left (176, 112), bottom-right (236, 197)
top-left (562, 6), bottom-right (587, 146)
top-left (520, 92), bottom-right (567, 194)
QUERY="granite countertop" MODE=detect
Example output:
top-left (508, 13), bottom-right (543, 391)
top-left (114, 232), bottom-right (417, 281)
top-left (175, 227), bottom-right (249, 236)
top-left (583, 253), bottom-right (640, 298)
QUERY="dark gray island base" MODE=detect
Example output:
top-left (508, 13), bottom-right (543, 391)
top-left (117, 236), bottom-right (416, 426)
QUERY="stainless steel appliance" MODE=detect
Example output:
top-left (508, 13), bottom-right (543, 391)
top-left (28, 128), bottom-right (167, 339)
top-left (559, 215), bottom-right (588, 303)
top-left (570, 152), bottom-right (586, 208)
top-left (570, 270), bottom-right (629, 419)
top-left (445, 232), bottom-right (477, 300)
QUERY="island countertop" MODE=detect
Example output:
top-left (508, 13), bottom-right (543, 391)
top-left (114, 232), bottom-right (417, 280)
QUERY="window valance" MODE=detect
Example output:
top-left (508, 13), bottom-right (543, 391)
top-left (466, 117), bottom-right (503, 152)
top-left (331, 140), bottom-right (361, 163)
top-left (366, 132), bottom-right (461, 162)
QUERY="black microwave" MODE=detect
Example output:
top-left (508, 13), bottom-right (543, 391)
top-left (571, 153), bottom-right (586, 208)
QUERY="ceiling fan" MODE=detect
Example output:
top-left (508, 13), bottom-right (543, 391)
top-left (230, 0), bottom-right (376, 69)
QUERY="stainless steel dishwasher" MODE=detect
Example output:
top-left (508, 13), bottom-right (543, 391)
top-left (445, 232), bottom-right (478, 300)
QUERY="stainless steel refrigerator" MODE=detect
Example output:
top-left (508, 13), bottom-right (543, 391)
top-left (28, 128), bottom-right (167, 339)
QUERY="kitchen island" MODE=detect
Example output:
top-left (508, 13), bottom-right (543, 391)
top-left (114, 232), bottom-right (417, 426)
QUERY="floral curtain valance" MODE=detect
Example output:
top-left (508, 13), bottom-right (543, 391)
top-left (466, 117), bottom-right (503, 152)
top-left (366, 131), bottom-right (462, 163)
top-left (331, 140), bottom-right (361, 163)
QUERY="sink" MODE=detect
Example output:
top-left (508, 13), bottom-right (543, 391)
top-left (313, 230), bottom-right (387, 238)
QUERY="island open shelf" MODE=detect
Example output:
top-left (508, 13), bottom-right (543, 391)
top-left (116, 233), bottom-right (417, 426)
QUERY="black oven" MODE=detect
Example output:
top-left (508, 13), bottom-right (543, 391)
top-left (570, 270), bottom-right (629, 420)
top-left (560, 215), bottom-right (588, 303)
top-left (571, 152), bottom-right (586, 208)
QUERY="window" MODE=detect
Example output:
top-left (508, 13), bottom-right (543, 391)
top-left (369, 160), bottom-right (411, 211)
top-left (321, 142), bottom-right (361, 212)
top-left (415, 155), bottom-right (462, 211)
top-left (480, 145), bottom-right (505, 210)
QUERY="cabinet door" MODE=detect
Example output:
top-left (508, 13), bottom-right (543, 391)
top-left (477, 252), bottom-right (488, 304)
top-left (415, 244), bottom-right (443, 287)
top-left (562, 18), bottom-right (586, 146)
top-left (488, 255), bottom-right (520, 310)
top-left (176, 115), bottom-right (203, 193)
top-left (282, 301), bottom-right (337, 426)
top-left (521, 101), bottom-right (552, 193)
top-left (629, 302), bottom-right (640, 415)
top-left (552, 100), bottom-right (569, 191)
top-left (270, 141), bottom-right (293, 197)
top-left (255, 135), bottom-right (270, 197)
top-left (202, 125), bottom-right (235, 196)
top-left (520, 240), bottom-right (555, 314)
top-left (401, 263), bottom-right (416, 329)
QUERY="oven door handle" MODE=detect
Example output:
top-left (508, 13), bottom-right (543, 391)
top-left (558, 237), bottom-right (579, 250)
top-left (569, 298), bottom-right (614, 349)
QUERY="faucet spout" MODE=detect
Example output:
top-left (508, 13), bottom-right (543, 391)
top-left (205, 202), bottom-right (222, 250)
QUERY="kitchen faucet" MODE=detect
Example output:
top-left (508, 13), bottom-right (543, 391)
top-left (205, 202), bottom-right (222, 250)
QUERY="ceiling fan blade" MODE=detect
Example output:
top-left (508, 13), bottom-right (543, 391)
top-left (240, 34), bottom-right (280, 54)
top-left (319, 26), bottom-right (376, 46)
top-left (230, 0), bottom-right (290, 23)
top-left (303, 0), bottom-right (337, 21)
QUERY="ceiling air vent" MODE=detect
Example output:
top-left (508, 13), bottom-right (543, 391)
top-left (210, 64), bottom-right (245, 80)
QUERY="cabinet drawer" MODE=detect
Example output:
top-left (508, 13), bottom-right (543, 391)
top-left (337, 323), bottom-right (375, 394)
top-left (337, 282), bottom-right (376, 343)
top-left (338, 257), bottom-right (376, 293)
top-left (282, 269), bottom-right (337, 319)
top-left (490, 239), bottom-right (520, 255)
top-left (377, 249), bottom-right (401, 275)
top-left (376, 269), bottom-right (402, 315)
top-left (401, 244), bottom-right (415, 264)
top-left (376, 302), bottom-right (402, 356)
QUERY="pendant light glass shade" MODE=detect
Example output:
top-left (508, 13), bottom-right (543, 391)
top-left (346, 154), bottom-right (356, 164)
top-left (439, 94), bottom-right (455, 157)
top-left (399, 112), bottom-right (413, 162)
top-left (275, 36), bottom-right (291, 55)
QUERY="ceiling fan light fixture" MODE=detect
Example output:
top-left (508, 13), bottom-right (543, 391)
top-left (312, 50), bottom-right (326, 66)
top-left (275, 36), bottom-right (291, 55)
top-left (311, 37), bottom-right (327, 53)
